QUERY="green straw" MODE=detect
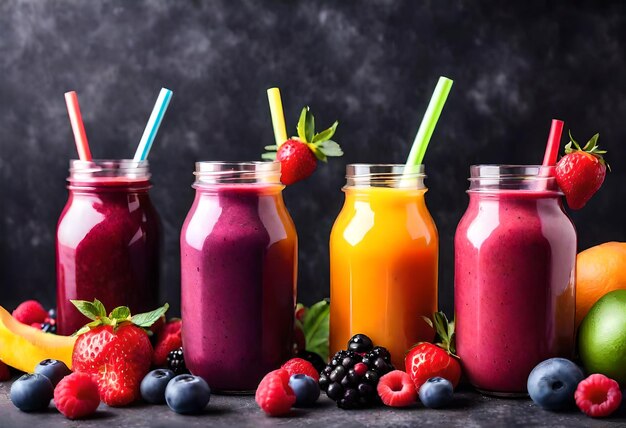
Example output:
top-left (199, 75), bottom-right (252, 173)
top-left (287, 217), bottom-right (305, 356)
top-left (405, 76), bottom-right (453, 167)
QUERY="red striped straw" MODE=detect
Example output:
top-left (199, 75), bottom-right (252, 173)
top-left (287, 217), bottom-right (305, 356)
top-left (542, 119), bottom-right (564, 167)
top-left (64, 91), bottom-right (92, 161)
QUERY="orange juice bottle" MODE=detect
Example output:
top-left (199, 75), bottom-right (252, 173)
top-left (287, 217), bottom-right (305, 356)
top-left (330, 164), bottom-right (438, 368)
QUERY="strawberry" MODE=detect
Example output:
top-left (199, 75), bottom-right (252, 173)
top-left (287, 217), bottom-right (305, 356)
top-left (555, 131), bottom-right (609, 210)
top-left (153, 319), bottom-right (182, 367)
top-left (405, 312), bottom-right (461, 392)
top-left (263, 107), bottom-right (343, 185)
top-left (70, 299), bottom-right (169, 407)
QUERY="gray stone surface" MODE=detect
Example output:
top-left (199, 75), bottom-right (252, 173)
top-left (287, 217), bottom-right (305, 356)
top-left (1, 378), bottom-right (625, 427)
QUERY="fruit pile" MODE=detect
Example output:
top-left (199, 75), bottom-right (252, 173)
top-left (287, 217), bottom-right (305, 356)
top-left (319, 334), bottom-right (394, 409)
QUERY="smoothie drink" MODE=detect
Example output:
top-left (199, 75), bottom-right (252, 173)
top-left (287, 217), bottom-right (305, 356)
top-left (180, 161), bottom-right (297, 392)
top-left (330, 164), bottom-right (438, 368)
top-left (56, 160), bottom-right (161, 335)
top-left (455, 165), bottom-right (576, 395)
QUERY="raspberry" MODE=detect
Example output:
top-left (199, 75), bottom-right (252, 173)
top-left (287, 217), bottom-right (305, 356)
top-left (13, 301), bottom-right (48, 325)
top-left (54, 372), bottom-right (100, 419)
top-left (377, 370), bottom-right (417, 407)
top-left (575, 374), bottom-right (622, 418)
top-left (281, 358), bottom-right (319, 382)
top-left (255, 369), bottom-right (296, 416)
top-left (0, 360), bottom-right (11, 381)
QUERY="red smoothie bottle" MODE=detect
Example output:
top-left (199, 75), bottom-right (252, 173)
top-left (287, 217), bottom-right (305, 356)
top-left (454, 165), bottom-right (576, 396)
top-left (180, 161), bottom-right (297, 393)
top-left (56, 160), bottom-right (161, 335)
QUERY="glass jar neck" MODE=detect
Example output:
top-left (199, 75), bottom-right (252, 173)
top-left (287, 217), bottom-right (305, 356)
top-left (467, 165), bottom-right (561, 195)
top-left (67, 159), bottom-right (151, 191)
top-left (343, 164), bottom-right (426, 189)
top-left (192, 161), bottom-right (283, 191)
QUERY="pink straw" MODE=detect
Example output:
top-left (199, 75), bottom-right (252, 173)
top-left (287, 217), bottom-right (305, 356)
top-left (64, 91), bottom-right (92, 161)
top-left (542, 119), bottom-right (564, 166)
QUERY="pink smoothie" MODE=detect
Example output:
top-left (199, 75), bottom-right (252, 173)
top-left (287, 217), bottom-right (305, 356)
top-left (455, 190), bottom-right (576, 394)
top-left (56, 179), bottom-right (160, 335)
top-left (180, 184), bottom-right (297, 392)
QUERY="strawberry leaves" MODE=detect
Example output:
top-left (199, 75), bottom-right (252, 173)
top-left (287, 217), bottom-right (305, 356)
top-left (565, 131), bottom-right (609, 170)
top-left (422, 311), bottom-right (458, 357)
top-left (263, 106), bottom-right (342, 164)
top-left (71, 299), bottom-right (169, 335)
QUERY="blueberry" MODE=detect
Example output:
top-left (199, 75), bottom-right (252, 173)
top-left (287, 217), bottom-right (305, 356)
top-left (10, 373), bottom-right (53, 412)
top-left (347, 334), bottom-right (374, 353)
top-left (164, 374), bottom-right (210, 414)
top-left (419, 377), bottom-right (453, 409)
top-left (289, 374), bottom-right (320, 407)
top-left (527, 358), bottom-right (584, 410)
top-left (34, 359), bottom-right (71, 386)
top-left (141, 369), bottom-right (175, 404)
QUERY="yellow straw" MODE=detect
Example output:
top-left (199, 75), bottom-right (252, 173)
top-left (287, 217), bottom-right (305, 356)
top-left (267, 87), bottom-right (288, 146)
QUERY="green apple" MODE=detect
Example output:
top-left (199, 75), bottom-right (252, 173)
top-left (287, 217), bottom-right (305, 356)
top-left (578, 289), bottom-right (626, 384)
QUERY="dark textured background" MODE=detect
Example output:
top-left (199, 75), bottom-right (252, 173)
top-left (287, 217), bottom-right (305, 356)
top-left (1, 1), bottom-right (625, 317)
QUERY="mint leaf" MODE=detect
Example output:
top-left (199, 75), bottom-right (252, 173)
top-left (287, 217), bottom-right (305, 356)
top-left (130, 303), bottom-right (169, 328)
top-left (303, 300), bottom-right (330, 361)
top-left (311, 121), bottom-right (338, 144)
top-left (110, 306), bottom-right (131, 321)
top-left (71, 300), bottom-right (103, 321)
top-left (317, 140), bottom-right (343, 157)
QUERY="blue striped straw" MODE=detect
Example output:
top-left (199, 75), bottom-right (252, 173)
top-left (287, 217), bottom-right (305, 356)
top-left (133, 88), bottom-right (173, 161)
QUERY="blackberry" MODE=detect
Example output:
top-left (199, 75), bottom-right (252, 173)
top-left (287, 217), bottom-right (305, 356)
top-left (347, 334), bottom-right (374, 353)
top-left (320, 334), bottom-right (394, 409)
top-left (166, 347), bottom-right (188, 375)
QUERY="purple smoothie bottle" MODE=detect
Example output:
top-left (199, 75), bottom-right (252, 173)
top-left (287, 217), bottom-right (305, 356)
top-left (56, 160), bottom-right (161, 335)
top-left (454, 165), bottom-right (576, 395)
top-left (180, 161), bottom-right (297, 393)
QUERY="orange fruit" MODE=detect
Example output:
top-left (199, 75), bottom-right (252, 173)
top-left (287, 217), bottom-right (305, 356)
top-left (576, 242), bottom-right (626, 327)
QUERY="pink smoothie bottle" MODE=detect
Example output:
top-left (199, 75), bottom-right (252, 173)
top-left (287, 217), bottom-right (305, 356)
top-left (180, 161), bottom-right (297, 393)
top-left (56, 160), bottom-right (161, 335)
top-left (454, 165), bottom-right (576, 396)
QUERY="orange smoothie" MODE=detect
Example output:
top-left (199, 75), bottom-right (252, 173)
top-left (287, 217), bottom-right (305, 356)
top-left (330, 165), bottom-right (438, 368)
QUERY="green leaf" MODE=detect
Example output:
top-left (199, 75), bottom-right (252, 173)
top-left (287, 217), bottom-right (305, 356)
top-left (317, 140), bottom-right (343, 157)
top-left (311, 121), bottom-right (338, 144)
top-left (264, 145), bottom-right (278, 151)
top-left (303, 299), bottom-right (330, 361)
top-left (307, 143), bottom-right (327, 162)
top-left (297, 107), bottom-right (308, 141)
top-left (261, 152), bottom-right (276, 160)
top-left (110, 306), bottom-right (131, 321)
top-left (92, 299), bottom-right (106, 318)
top-left (305, 110), bottom-right (315, 143)
top-left (130, 303), bottom-right (169, 328)
top-left (583, 133), bottom-right (599, 151)
top-left (71, 300), bottom-right (104, 321)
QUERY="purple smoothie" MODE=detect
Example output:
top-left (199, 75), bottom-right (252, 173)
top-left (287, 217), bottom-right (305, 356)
top-left (56, 161), bottom-right (160, 335)
top-left (181, 175), bottom-right (297, 392)
top-left (455, 169), bottom-right (576, 394)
